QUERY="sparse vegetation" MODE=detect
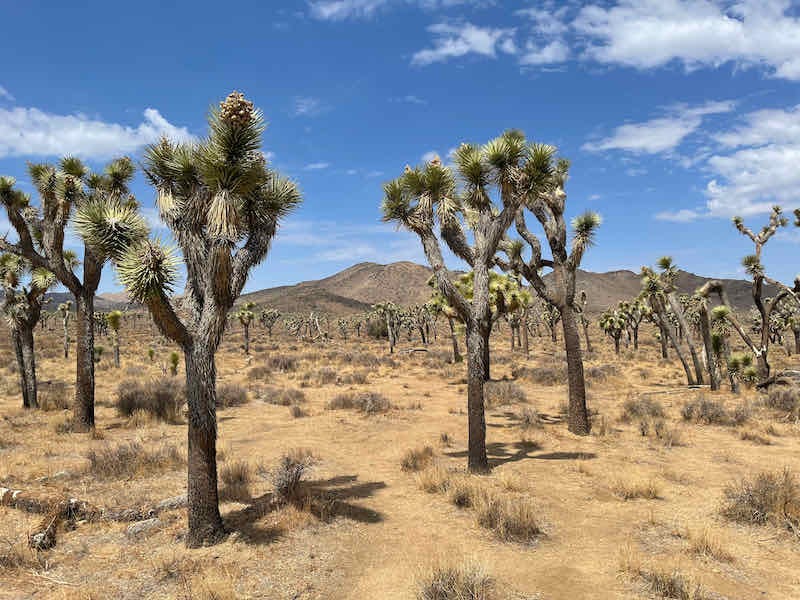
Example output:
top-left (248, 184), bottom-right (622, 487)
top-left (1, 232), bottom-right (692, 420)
top-left (116, 379), bottom-right (184, 423)
top-left (416, 560), bottom-right (494, 600)
top-left (721, 468), bottom-right (800, 535)
top-left (86, 441), bottom-right (184, 480)
top-left (326, 391), bottom-right (392, 414)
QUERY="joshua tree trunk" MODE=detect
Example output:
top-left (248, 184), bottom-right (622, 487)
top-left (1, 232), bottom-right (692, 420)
top-left (698, 306), bottom-right (719, 391)
top-left (243, 324), bottom-right (250, 355)
top-left (465, 322), bottom-right (488, 472)
top-left (561, 306), bottom-right (590, 435)
top-left (581, 318), bottom-right (593, 353)
top-left (794, 328), bottom-right (800, 355)
top-left (62, 316), bottom-right (69, 359)
top-left (447, 317), bottom-right (461, 363)
top-left (521, 313), bottom-right (530, 356)
top-left (184, 344), bottom-right (225, 547)
top-left (482, 328), bottom-right (491, 381)
top-left (657, 311), bottom-right (695, 386)
top-left (111, 332), bottom-right (120, 368)
top-left (632, 324), bottom-right (639, 351)
top-left (666, 294), bottom-right (704, 385)
top-left (12, 327), bottom-right (38, 409)
top-left (658, 325), bottom-right (668, 359)
top-left (73, 293), bottom-right (95, 430)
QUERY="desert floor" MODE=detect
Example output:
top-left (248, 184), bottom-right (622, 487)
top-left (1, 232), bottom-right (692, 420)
top-left (1, 320), bottom-right (799, 599)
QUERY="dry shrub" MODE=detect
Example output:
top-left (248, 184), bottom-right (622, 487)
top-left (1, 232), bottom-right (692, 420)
top-left (517, 407), bottom-right (541, 430)
top-left (336, 370), bottom-right (369, 385)
top-left (247, 365), bottom-right (272, 381)
top-left (612, 478), bottom-right (661, 500)
top-left (116, 379), bottom-right (184, 423)
top-left (220, 460), bottom-right (251, 502)
top-left (620, 396), bottom-right (664, 422)
top-left (260, 386), bottom-right (306, 406)
top-left (86, 441), bottom-right (184, 480)
top-left (271, 449), bottom-right (316, 501)
top-left (216, 384), bottom-right (249, 409)
top-left (483, 381), bottom-right (526, 408)
top-left (311, 366), bottom-right (338, 385)
top-left (511, 365), bottom-right (564, 386)
top-left (416, 559), bottom-right (494, 600)
top-left (586, 364), bottom-right (617, 382)
top-left (401, 446), bottom-right (434, 472)
top-left (0, 540), bottom-right (44, 571)
top-left (721, 468), bottom-right (800, 534)
top-left (126, 409), bottom-right (155, 429)
top-left (619, 550), bottom-right (711, 600)
top-left (739, 428), bottom-right (772, 445)
top-left (39, 380), bottom-right (70, 411)
top-left (439, 432), bottom-right (452, 447)
top-left (639, 418), bottom-right (684, 448)
top-left (266, 355), bottom-right (298, 372)
top-left (765, 386), bottom-right (800, 417)
top-left (289, 405), bottom-right (307, 418)
top-left (473, 491), bottom-right (542, 543)
top-left (447, 477), bottom-right (481, 509)
top-left (682, 397), bottom-right (749, 426)
top-left (326, 391), bottom-right (392, 414)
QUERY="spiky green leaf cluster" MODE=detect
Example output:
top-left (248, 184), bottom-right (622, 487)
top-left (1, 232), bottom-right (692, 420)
top-left (117, 239), bottom-right (179, 302)
top-left (74, 198), bottom-right (149, 261)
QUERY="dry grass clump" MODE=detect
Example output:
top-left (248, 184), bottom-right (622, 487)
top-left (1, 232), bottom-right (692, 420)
top-left (739, 427), bottom-right (772, 445)
top-left (721, 468), bottom-right (800, 535)
top-left (0, 540), bottom-right (44, 572)
top-left (447, 477), bottom-right (481, 509)
top-left (416, 559), bottom-right (494, 600)
top-left (401, 446), bottom-right (435, 472)
top-left (765, 386), bottom-right (800, 417)
top-left (116, 379), bottom-right (184, 423)
top-left (511, 364), bottom-right (564, 386)
top-left (473, 490), bottom-right (542, 543)
top-left (289, 405), bottom-right (307, 418)
top-left (216, 383), bottom-right (249, 409)
top-left (684, 526), bottom-right (734, 563)
top-left (260, 386), bottom-right (306, 406)
top-left (308, 366), bottom-right (338, 386)
top-left (483, 381), bottom-right (526, 408)
top-left (639, 418), bottom-right (685, 448)
top-left (620, 396), bottom-right (664, 422)
top-left (326, 391), bottom-right (392, 414)
top-left (336, 370), bottom-right (369, 385)
top-left (39, 380), bottom-right (70, 411)
top-left (220, 459), bottom-right (252, 502)
top-left (620, 550), bottom-right (712, 600)
top-left (586, 363), bottom-right (617, 383)
top-left (612, 478), bottom-right (661, 500)
top-left (86, 441), bottom-right (184, 480)
top-left (416, 463), bottom-right (452, 494)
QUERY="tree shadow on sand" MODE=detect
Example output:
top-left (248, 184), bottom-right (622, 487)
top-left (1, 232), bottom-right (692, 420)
top-left (445, 442), bottom-right (596, 468)
top-left (223, 475), bottom-right (386, 545)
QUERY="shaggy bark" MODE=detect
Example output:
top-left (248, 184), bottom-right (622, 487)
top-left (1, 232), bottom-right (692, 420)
top-left (561, 306), bottom-right (589, 434)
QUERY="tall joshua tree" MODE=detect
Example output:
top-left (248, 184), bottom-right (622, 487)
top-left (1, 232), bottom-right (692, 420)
top-left (259, 307), bottom-right (280, 337)
top-left (106, 310), bottom-right (123, 368)
top-left (0, 254), bottom-right (55, 408)
top-left (58, 301), bottom-right (72, 359)
top-left (234, 301), bottom-right (256, 355)
top-left (116, 92), bottom-right (301, 546)
top-left (496, 157), bottom-right (601, 436)
top-left (732, 207), bottom-right (796, 378)
top-left (0, 160), bottom-right (147, 430)
top-left (382, 131), bottom-right (553, 471)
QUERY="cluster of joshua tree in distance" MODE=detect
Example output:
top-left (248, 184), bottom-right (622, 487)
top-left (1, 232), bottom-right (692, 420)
top-left (1, 90), bottom-right (799, 547)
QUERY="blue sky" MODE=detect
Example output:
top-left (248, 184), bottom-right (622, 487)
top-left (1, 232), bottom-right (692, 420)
top-left (1, 0), bottom-right (799, 295)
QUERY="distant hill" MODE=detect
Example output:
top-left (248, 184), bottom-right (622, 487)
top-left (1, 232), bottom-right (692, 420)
top-left (237, 261), bottom-right (759, 316)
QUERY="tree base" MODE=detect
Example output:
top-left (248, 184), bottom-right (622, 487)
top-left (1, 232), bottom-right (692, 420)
top-left (185, 521), bottom-right (228, 548)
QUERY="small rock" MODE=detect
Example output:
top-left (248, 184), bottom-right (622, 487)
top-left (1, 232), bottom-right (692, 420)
top-left (155, 495), bottom-right (187, 512)
top-left (126, 518), bottom-right (161, 538)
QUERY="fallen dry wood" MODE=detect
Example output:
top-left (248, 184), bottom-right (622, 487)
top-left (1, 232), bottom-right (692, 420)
top-left (0, 486), bottom-right (186, 550)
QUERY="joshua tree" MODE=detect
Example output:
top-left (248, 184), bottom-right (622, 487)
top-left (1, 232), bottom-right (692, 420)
top-left (496, 157), bottom-right (601, 435)
top-left (116, 92), bottom-right (301, 546)
top-left (58, 301), bottom-right (72, 359)
top-left (599, 308), bottom-right (625, 354)
top-left (428, 286), bottom-right (462, 363)
top-left (169, 351), bottom-right (180, 376)
top-left (259, 307), bottom-right (280, 337)
top-left (640, 264), bottom-right (698, 386)
top-left (575, 290), bottom-right (592, 353)
top-left (0, 159), bottom-right (147, 430)
top-left (234, 301), bottom-right (256, 355)
top-left (382, 132), bottom-right (553, 470)
top-left (372, 302), bottom-right (403, 353)
top-left (617, 299), bottom-right (648, 351)
top-left (0, 254), bottom-right (55, 408)
top-left (106, 310), bottom-right (123, 368)
top-left (732, 207), bottom-right (797, 378)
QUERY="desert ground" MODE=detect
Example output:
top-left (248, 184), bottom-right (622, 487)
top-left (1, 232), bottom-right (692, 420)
top-left (1, 317), bottom-right (799, 600)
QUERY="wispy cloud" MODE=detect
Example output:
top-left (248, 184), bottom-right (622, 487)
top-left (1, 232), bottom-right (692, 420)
top-left (411, 22), bottom-right (515, 66)
top-left (391, 95), bottom-right (427, 105)
top-left (0, 106), bottom-right (193, 159)
top-left (292, 96), bottom-right (327, 117)
top-left (582, 101), bottom-right (734, 154)
top-left (655, 208), bottom-right (702, 223)
top-left (303, 161), bottom-right (331, 170)
top-left (0, 86), bottom-right (13, 102)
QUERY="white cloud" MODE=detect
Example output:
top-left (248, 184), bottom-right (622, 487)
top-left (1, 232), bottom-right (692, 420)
top-left (519, 40), bottom-right (569, 65)
top-left (421, 150), bottom-right (439, 162)
top-left (309, 0), bottom-right (490, 21)
top-left (573, 0), bottom-right (800, 81)
top-left (293, 96), bottom-right (326, 117)
top-left (655, 208), bottom-right (702, 222)
top-left (0, 106), bottom-right (193, 159)
top-left (411, 22), bottom-right (515, 66)
top-left (0, 86), bottom-right (13, 102)
top-left (714, 104), bottom-right (800, 148)
top-left (303, 161), bottom-right (331, 170)
top-left (582, 100), bottom-right (734, 154)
